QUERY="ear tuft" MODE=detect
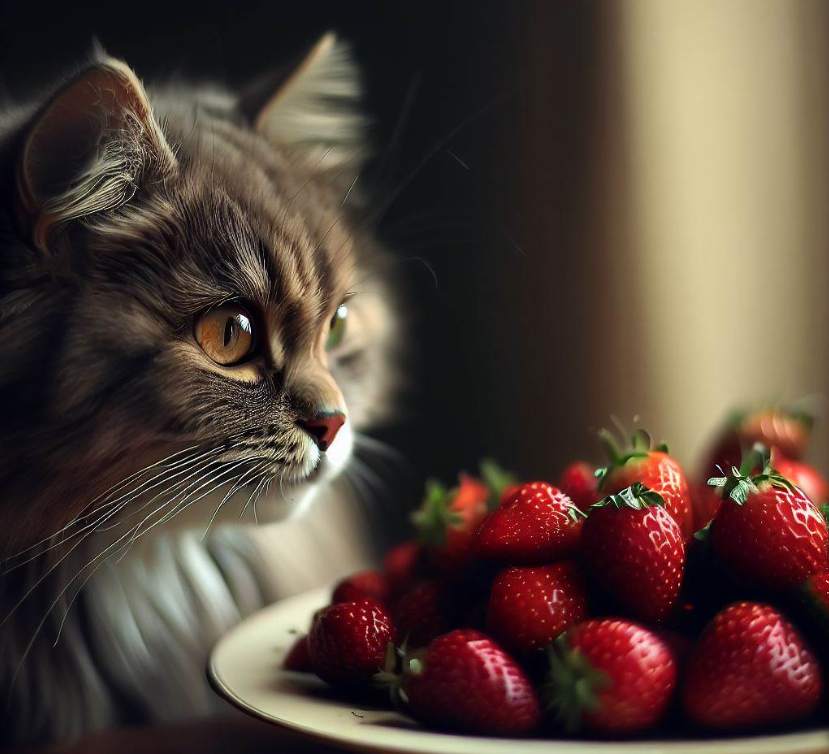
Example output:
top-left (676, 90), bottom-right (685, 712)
top-left (245, 33), bottom-right (368, 168)
top-left (17, 58), bottom-right (177, 252)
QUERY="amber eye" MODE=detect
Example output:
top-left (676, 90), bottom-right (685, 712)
top-left (325, 303), bottom-right (348, 351)
top-left (194, 303), bottom-right (256, 366)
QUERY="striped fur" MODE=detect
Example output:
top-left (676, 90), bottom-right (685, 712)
top-left (0, 36), bottom-right (398, 744)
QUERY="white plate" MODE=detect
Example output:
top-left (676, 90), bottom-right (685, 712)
top-left (208, 586), bottom-right (829, 754)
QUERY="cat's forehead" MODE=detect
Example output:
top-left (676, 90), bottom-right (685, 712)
top-left (95, 163), bottom-right (355, 325)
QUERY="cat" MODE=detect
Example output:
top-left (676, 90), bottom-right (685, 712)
top-left (0, 33), bottom-right (398, 746)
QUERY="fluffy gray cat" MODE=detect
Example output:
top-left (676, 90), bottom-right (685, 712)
top-left (0, 33), bottom-right (397, 746)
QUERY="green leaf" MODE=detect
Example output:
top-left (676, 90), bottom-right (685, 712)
top-left (820, 504), bottom-right (829, 526)
top-left (591, 481), bottom-right (664, 511)
top-left (410, 479), bottom-right (461, 547)
top-left (693, 520), bottom-right (713, 543)
top-left (479, 457), bottom-right (518, 511)
top-left (541, 635), bottom-right (609, 734)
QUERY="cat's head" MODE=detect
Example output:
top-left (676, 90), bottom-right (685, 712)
top-left (0, 35), bottom-right (398, 553)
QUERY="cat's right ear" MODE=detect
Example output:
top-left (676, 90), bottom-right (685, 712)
top-left (239, 33), bottom-right (368, 170)
top-left (16, 58), bottom-right (177, 254)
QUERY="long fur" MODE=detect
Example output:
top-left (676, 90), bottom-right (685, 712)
top-left (0, 36), bottom-right (398, 745)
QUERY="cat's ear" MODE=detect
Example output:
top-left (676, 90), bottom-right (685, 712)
top-left (17, 57), bottom-right (177, 253)
top-left (240, 33), bottom-right (368, 169)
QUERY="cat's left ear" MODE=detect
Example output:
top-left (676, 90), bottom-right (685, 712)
top-left (17, 56), bottom-right (177, 253)
top-left (240, 33), bottom-right (368, 169)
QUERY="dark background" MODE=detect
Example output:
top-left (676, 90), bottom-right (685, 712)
top-left (0, 1), bottom-right (602, 536)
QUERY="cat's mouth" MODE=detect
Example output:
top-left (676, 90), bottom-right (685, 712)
top-left (221, 421), bottom-right (355, 523)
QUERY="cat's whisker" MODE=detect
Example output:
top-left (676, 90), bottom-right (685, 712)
top-left (8, 459), bottom-right (239, 697)
top-left (0, 444), bottom-right (211, 566)
top-left (0, 447), bottom-right (224, 576)
top-left (0, 453), bottom-right (223, 628)
top-left (114, 460), bottom-right (249, 561)
top-left (202, 460), bottom-right (268, 538)
top-left (239, 469), bottom-right (270, 524)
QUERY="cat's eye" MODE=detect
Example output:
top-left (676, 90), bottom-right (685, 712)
top-left (325, 303), bottom-right (348, 351)
top-left (194, 303), bottom-right (256, 366)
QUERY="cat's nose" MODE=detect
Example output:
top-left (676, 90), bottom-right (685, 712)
top-left (297, 412), bottom-right (346, 452)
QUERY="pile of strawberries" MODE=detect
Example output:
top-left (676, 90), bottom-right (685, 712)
top-left (284, 404), bottom-right (829, 738)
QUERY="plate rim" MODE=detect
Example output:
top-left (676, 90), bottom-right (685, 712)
top-left (208, 586), bottom-right (829, 754)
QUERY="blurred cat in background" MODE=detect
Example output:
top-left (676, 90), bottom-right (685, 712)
top-left (0, 33), bottom-right (397, 747)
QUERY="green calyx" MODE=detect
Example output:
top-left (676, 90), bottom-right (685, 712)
top-left (819, 504), bottom-right (829, 526)
top-left (706, 443), bottom-right (796, 505)
top-left (595, 427), bottom-right (669, 489)
top-left (542, 634), bottom-right (609, 734)
top-left (411, 479), bottom-right (462, 547)
top-left (373, 641), bottom-right (422, 708)
top-left (590, 481), bottom-right (665, 512)
top-left (479, 457), bottom-right (518, 512)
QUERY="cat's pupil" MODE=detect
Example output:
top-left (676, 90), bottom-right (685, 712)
top-left (223, 318), bottom-right (236, 348)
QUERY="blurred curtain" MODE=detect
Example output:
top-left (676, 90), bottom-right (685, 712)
top-left (514, 0), bottom-right (829, 473)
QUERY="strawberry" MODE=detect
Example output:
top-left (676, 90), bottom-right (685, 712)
top-left (473, 482), bottom-right (584, 564)
top-left (393, 580), bottom-right (459, 649)
top-left (412, 475), bottom-right (489, 574)
top-left (703, 404), bottom-right (814, 480)
top-left (479, 457), bottom-right (520, 511)
top-left (557, 461), bottom-right (600, 510)
top-left (383, 540), bottom-right (423, 599)
top-left (544, 619), bottom-right (677, 734)
top-left (707, 446), bottom-right (828, 590)
top-left (283, 634), bottom-right (312, 672)
top-left (486, 562), bottom-right (588, 654)
top-left (682, 602), bottom-right (822, 729)
top-left (309, 599), bottom-right (396, 686)
top-left (393, 629), bottom-right (541, 735)
top-left (582, 483), bottom-right (685, 624)
top-left (332, 570), bottom-right (391, 606)
top-left (598, 429), bottom-right (693, 536)
top-left (773, 454), bottom-right (829, 506)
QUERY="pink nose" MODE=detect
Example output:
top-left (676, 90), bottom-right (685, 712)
top-left (297, 412), bottom-right (346, 452)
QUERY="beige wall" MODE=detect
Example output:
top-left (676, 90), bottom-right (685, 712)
top-left (515, 0), bottom-right (829, 474)
top-left (618, 0), bottom-right (829, 466)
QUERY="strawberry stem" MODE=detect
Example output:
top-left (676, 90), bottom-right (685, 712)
top-left (411, 480), bottom-right (462, 547)
top-left (479, 458), bottom-right (518, 511)
top-left (590, 482), bottom-right (665, 511)
top-left (542, 634), bottom-right (609, 734)
top-left (707, 443), bottom-right (796, 505)
top-left (596, 426), bottom-right (669, 490)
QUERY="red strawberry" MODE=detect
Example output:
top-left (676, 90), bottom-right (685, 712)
top-left (332, 570), bottom-right (391, 606)
top-left (582, 483), bottom-right (685, 624)
top-left (309, 599), bottom-right (396, 686)
top-left (773, 454), bottom-right (829, 506)
top-left (544, 619), bottom-right (677, 734)
top-left (479, 457), bottom-right (520, 511)
top-left (557, 461), bottom-right (600, 510)
top-left (486, 562), bottom-right (588, 654)
top-left (599, 429), bottom-right (693, 536)
top-left (283, 634), bottom-right (312, 672)
top-left (473, 482), bottom-right (583, 564)
top-left (412, 475), bottom-right (489, 574)
top-left (397, 629), bottom-right (541, 735)
top-left (708, 447), bottom-right (828, 590)
top-left (393, 580), bottom-right (459, 649)
top-left (704, 404), bottom-right (814, 475)
top-left (682, 602), bottom-right (822, 729)
top-left (383, 540), bottom-right (422, 599)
